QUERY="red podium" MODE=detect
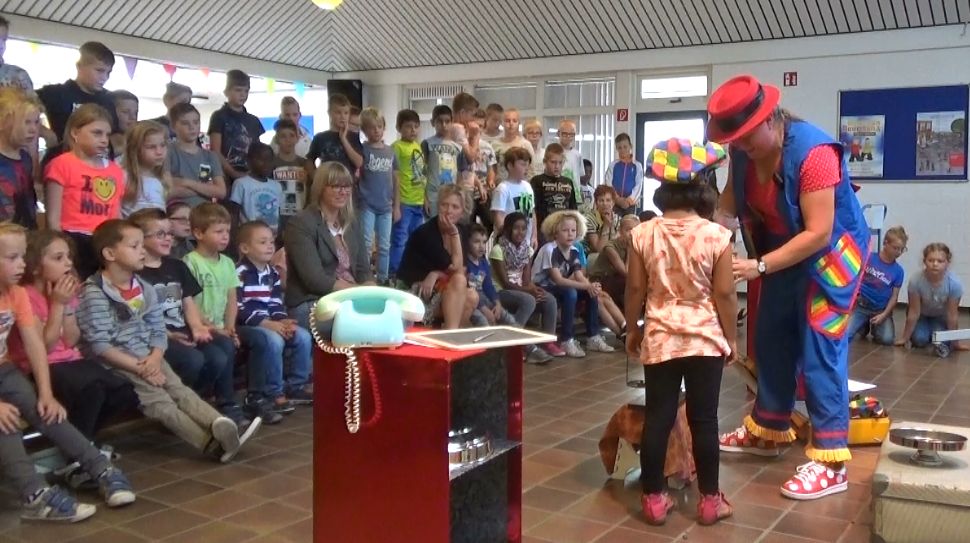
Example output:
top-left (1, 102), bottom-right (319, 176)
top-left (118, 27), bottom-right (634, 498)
top-left (313, 343), bottom-right (524, 543)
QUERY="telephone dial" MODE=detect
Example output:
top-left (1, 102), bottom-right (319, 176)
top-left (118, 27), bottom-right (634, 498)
top-left (310, 286), bottom-right (425, 433)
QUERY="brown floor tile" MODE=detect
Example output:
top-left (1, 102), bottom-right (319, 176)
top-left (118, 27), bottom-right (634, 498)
top-left (141, 478), bottom-right (223, 506)
top-left (121, 508), bottom-right (208, 540)
top-left (526, 513), bottom-right (612, 543)
top-left (233, 474), bottom-right (311, 500)
top-left (522, 506), bottom-right (553, 531)
top-left (617, 509), bottom-right (695, 539)
top-left (760, 532), bottom-right (830, 542)
top-left (8, 519), bottom-right (107, 543)
top-left (222, 502), bottom-right (309, 534)
top-left (193, 462), bottom-right (269, 488)
top-left (272, 518), bottom-right (312, 543)
top-left (239, 534), bottom-right (293, 543)
top-left (561, 490), bottom-right (632, 525)
top-left (838, 523), bottom-right (872, 543)
top-left (553, 436), bottom-right (600, 455)
top-left (593, 526), bottom-right (675, 542)
top-left (160, 520), bottom-right (257, 542)
top-left (681, 522), bottom-right (765, 543)
top-left (540, 457), bottom-right (609, 495)
top-left (523, 460), bottom-right (566, 489)
top-left (278, 488), bottom-right (313, 512)
top-left (63, 527), bottom-right (148, 543)
top-left (774, 510), bottom-right (851, 541)
top-left (722, 501), bottom-right (787, 530)
top-left (527, 447), bottom-right (594, 469)
top-left (182, 488), bottom-right (260, 519)
top-left (125, 467), bottom-right (179, 491)
top-left (792, 492), bottom-right (867, 521)
top-left (732, 482), bottom-right (795, 510)
top-left (94, 497), bottom-right (169, 525)
top-left (522, 486), bottom-right (586, 512)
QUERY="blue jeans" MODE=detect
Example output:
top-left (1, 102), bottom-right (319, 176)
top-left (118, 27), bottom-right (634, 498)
top-left (359, 207), bottom-right (393, 282)
top-left (911, 315), bottom-right (947, 348)
top-left (238, 325), bottom-right (312, 398)
top-left (544, 285), bottom-right (599, 341)
top-left (846, 306), bottom-right (895, 346)
top-left (165, 335), bottom-right (237, 406)
top-left (390, 204), bottom-right (425, 274)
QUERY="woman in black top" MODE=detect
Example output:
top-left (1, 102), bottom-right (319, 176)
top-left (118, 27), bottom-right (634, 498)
top-left (397, 185), bottom-right (478, 329)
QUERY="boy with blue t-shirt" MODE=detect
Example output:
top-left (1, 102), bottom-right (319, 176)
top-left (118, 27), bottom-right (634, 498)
top-left (422, 104), bottom-right (467, 216)
top-left (847, 227), bottom-right (907, 345)
top-left (358, 108), bottom-right (398, 284)
top-left (229, 143), bottom-right (283, 235)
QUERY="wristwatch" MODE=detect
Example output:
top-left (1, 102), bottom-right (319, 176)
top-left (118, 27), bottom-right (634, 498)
top-left (757, 258), bottom-right (768, 275)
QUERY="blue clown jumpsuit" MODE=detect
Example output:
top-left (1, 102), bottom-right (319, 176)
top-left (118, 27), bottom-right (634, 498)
top-left (732, 121), bottom-right (870, 462)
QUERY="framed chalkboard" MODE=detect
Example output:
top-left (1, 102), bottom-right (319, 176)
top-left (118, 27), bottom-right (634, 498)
top-left (838, 85), bottom-right (968, 182)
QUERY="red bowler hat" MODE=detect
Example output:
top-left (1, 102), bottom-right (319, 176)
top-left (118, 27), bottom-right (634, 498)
top-left (707, 75), bottom-right (780, 144)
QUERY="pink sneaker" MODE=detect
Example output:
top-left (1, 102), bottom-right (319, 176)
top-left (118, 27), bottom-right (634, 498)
top-left (780, 461), bottom-right (847, 500)
top-left (697, 492), bottom-right (733, 525)
top-left (719, 426), bottom-right (780, 457)
top-left (641, 492), bottom-right (675, 526)
top-left (543, 342), bottom-right (566, 357)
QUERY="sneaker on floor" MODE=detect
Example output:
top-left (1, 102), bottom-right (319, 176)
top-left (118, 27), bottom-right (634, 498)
top-left (542, 342), bottom-right (566, 357)
top-left (271, 396), bottom-right (296, 415)
top-left (210, 416), bottom-right (241, 462)
top-left (641, 492), bottom-right (675, 525)
top-left (560, 339), bottom-right (586, 358)
top-left (719, 426), bottom-right (780, 457)
top-left (285, 387), bottom-right (314, 406)
top-left (97, 468), bottom-right (135, 508)
top-left (63, 465), bottom-right (96, 491)
top-left (222, 416), bottom-right (263, 463)
top-left (243, 395), bottom-right (283, 425)
top-left (525, 346), bottom-right (552, 365)
top-left (934, 341), bottom-right (951, 358)
top-left (697, 491), bottom-right (733, 525)
top-left (586, 334), bottom-right (615, 353)
top-left (220, 403), bottom-right (252, 430)
top-left (22, 486), bottom-right (96, 523)
top-left (780, 461), bottom-right (847, 500)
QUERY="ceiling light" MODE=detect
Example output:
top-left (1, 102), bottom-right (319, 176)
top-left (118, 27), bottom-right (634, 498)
top-left (312, 0), bottom-right (343, 9)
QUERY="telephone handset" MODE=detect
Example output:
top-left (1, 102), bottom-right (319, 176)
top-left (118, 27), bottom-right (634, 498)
top-left (309, 286), bottom-right (425, 433)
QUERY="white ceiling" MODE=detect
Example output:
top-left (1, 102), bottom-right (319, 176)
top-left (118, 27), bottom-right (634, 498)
top-left (4, 0), bottom-right (969, 73)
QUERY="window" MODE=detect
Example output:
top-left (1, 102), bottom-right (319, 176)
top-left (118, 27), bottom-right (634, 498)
top-left (544, 79), bottom-right (615, 109)
top-left (473, 83), bottom-right (538, 111)
top-left (640, 75), bottom-right (708, 100)
top-left (543, 114), bottom-right (616, 185)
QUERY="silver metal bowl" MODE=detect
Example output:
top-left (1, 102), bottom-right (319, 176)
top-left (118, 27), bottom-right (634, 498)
top-left (889, 427), bottom-right (968, 466)
top-left (447, 427), bottom-right (493, 466)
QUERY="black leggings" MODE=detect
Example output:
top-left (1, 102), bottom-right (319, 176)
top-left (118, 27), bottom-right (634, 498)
top-left (50, 359), bottom-right (139, 441)
top-left (640, 355), bottom-right (724, 495)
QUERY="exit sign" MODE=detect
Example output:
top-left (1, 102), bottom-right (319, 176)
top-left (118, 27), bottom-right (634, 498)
top-left (783, 72), bottom-right (798, 87)
top-left (617, 108), bottom-right (629, 122)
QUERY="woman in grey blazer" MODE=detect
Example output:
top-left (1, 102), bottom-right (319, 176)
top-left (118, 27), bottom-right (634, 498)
top-left (284, 162), bottom-right (375, 330)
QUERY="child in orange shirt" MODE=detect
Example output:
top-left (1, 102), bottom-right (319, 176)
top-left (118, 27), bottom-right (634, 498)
top-left (44, 103), bottom-right (125, 279)
top-left (625, 139), bottom-right (736, 526)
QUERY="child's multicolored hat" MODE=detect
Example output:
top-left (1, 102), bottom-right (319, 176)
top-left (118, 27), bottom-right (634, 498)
top-left (644, 138), bottom-right (727, 183)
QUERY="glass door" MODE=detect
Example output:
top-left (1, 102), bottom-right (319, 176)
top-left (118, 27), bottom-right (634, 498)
top-left (635, 111), bottom-right (707, 214)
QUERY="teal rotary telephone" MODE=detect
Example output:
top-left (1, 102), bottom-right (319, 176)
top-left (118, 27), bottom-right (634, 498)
top-left (310, 286), bottom-right (425, 433)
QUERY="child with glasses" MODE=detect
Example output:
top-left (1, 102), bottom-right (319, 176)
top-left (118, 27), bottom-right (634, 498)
top-left (847, 226), bottom-right (907, 345)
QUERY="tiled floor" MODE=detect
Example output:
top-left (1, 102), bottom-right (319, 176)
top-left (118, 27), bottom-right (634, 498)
top-left (4, 319), bottom-right (970, 542)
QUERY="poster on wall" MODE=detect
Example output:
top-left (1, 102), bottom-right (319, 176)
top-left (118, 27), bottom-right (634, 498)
top-left (839, 115), bottom-right (885, 178)
top-left (915, 111), bottom-right (966, 177)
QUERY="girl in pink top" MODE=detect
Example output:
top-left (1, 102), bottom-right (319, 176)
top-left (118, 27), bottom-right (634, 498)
top-left (624, 139), bottom-right (737, 527)
top-left (11, 231), bottom-right (136, 450)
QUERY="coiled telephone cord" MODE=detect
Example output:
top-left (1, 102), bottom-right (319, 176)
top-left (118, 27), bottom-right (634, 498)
top-left (310, 311), bottom-right (382, 433)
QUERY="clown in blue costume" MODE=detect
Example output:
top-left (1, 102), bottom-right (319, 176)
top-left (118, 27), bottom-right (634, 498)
top-left (708, 75), bottom-right (869, 501)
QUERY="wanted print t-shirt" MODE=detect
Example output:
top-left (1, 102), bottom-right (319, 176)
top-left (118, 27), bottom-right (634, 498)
top-left (44, 152), bottom-right (125, 234)
top-left (272, 156), bottom-right (308, 217)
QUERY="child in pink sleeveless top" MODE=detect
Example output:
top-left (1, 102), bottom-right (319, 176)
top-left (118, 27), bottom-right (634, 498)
top-left (624, 139), bottom-right (737, 527)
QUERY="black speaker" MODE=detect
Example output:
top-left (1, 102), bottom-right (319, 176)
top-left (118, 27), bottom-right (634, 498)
top-left (327, 79), bottom-right (363, 109)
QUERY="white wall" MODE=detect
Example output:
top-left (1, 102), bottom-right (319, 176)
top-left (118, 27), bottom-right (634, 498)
top-left (342, 25), bottom-right (970, 302)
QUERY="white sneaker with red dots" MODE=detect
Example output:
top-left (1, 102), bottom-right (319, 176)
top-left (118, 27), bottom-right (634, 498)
top-left (718, 425), bottom-right (780, 457)
top-left (780, 461), bottom-right (847, 500)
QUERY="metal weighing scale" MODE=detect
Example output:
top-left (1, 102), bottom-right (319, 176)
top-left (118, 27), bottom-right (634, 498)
top-left (889, 427), bottom-right (968, 467)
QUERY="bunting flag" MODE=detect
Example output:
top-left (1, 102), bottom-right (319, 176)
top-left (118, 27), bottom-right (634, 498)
top-left (200, 67), bottom-right (210, 78)
top-left (27, 41), bottom-right (39, 54)
top-left (294, 81), bottom-right (306, 98)
top-left (162, 63), bottom-right (177, 80)
top-left (266, 77), bottom-right (276, 94)
top-left (122, 56), bottom-right (138, 80)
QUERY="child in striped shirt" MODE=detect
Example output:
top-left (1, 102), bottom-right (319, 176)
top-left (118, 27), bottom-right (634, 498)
top-left (235, 221), bottom-right (313, 418)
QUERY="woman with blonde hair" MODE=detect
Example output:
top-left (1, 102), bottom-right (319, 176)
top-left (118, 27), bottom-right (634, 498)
top-left (284, 162), bottom-right (374, 330)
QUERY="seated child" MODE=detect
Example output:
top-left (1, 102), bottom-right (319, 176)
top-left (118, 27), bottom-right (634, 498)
top-left (896, 242), bottom-right (967, 358)
top-left (0, 223), bottom-right (135, 522)
top-left (848, 226), bottom-right (907, 345)
top-left (235, 221), bottom-right (313, 419)
top-left (183, 204), bottom-right (284, 425)
top-left (10, 230), bottom-right (138, 487)
top-left (588, 214), bottom-right (640, 310)
top-left (532, 210), bottom-right (614, 357)
top-left (464, 224), bottom-right (519, 321)
top-left (490, 212), bottom-right (562, 358)
top-left (167, 201), bottom-right (195, 259)
top-left (79, 219), bottom-right (260, 462)
top-left (128, 208), bottom-right (247, 428)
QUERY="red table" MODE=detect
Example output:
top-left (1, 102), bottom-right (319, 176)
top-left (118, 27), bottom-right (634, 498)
top-left (313, 343), bottom-right (524, 543)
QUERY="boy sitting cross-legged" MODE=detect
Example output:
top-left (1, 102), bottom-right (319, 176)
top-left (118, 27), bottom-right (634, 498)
top-left (78, 219), bottom-right (259, 463)
top-left (235, 221), bottom-right (313, 418)
top-left (0, 223), bottom-right (134, 522)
